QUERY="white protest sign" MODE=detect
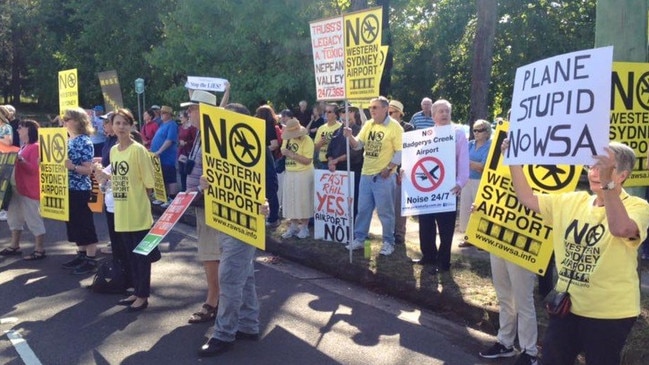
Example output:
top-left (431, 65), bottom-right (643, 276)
top-left (506, 46), bottom-right (613, 165)
top-left (313, 170), bottom-right (354, 243)
top-left (185, 76), bottom-right (228, 92)
top-left (309, 17), bottom-right (346, 101)
top-left (401, 126), bottom-right (456, 216)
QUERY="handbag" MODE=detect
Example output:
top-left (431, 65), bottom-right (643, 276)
top-left (544, 242), bottom-right (589, 318)
top-left (178, 154), bottom-right (188, 163)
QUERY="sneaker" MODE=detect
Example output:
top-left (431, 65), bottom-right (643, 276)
top-left (379, 242), bottom-right (394, 256)
top-left (160, 200), bottom-right (172, 208)
top-left (0, 209), bottom-right (6, 221)
top-left (152, 199), bottom-right (164, 205)
top-left (281, 225), bottom-right (300, 239)
top-left (345, 239), bottom-right (364, 251)
top-left (72, 257), bottom-right (98, 275)
top-left (101, 242), bottom-right (112, 254)
top-left (514, 351), bottom-right (538, 365)
top-left (296, 226), bottom-right (310, 239)
top-left (61, 252), bottom-right (87, 270)
top-left (479, 342), bottom-right (516, 359)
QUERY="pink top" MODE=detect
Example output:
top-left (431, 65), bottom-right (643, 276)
top-left (15, 143), bottom-right (40, 200)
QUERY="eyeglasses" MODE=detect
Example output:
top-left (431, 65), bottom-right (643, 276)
top-left (326, 110), bottom-right (336, 114)
top-left (473, 128), bottom-right (487, 133)
top-left (389, 111), bottom-right (399, 116)
top-left (63, 117), bottom-right (72, 122)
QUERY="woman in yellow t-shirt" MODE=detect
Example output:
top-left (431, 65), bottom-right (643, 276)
top-left (110, 109), bottom-right (156, 311)
top-left (280, 118), bottom-right (314, 240)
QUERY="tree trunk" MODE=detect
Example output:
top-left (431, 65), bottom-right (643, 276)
top-left (469, 0), bottom-right (497, 128)
top-left (350, 0), bottom-right (367, 11)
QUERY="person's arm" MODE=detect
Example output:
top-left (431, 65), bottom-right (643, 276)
top-left (219, 81), bottom-right (231, 107)
top-left (281, 147), bottom-right (312, 166)
top-left (502, 139), bottom-right (540, 213)
top-left (343, 127), bottom-right (363, 150)
top-left (155, 140), bottom-right (173, 157)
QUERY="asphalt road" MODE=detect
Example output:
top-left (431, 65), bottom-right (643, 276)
top-left (0, 213), bottom-right (506, 365)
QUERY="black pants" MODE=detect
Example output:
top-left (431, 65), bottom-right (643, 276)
top-left (66, 190), bottom-right (98, 246)
top-left (105, 211), bottom-right (133, 288)
top-left (542, 312), bottom-right (636, 365)
top-left (418, 211), bottom-right (457, 270)
top-left (118, 230), bottom-right (151, 298)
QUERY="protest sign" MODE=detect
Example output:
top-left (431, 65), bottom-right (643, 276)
top-left (134, 192), bottom-right (197, 255)
top-left (200, 104), bottom-right (266, 250)
top-left (0, 151), bottom-right (18, 209)
top-left (400, 126), bottom-right (456, 216)
top-left (313, 170), bottom-right (354, 243)
top-left (185, 76), bottom-right (228, 92)
top-left (149, 153), bottom-right (167, 203)
top-left (58, 68), bottom-right (78, 116)
top-left (506, 46), bottom-right (613, 165)
top-left (467, 121), bottom-right (583, 274)
top-left (310, 16), bottom-right (346, 100)
top-left (98, 70), bottom-right (124, 111)
top-left (39, 128), bottom-right (69, 221)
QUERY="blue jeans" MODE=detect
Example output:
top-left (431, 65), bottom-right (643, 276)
top-left (354, 174), bottom-right (396, 244)
top-left (212, 232), bottom-right (259, 342)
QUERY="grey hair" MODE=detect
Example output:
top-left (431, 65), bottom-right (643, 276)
top-left (432, 99), bottom-right (452, 115)
top-left (609, 141), bottom-right (635, 175)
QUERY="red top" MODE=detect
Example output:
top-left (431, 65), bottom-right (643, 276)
top-left (15, 143), bottom-right (40, 200)
top-left (177, 124), bottom-right (198, 157)
top-left (141, 121), bottom-right (159, 150)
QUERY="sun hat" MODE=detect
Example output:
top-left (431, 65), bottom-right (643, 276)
top-left (180, 90), bottom-right (217, 107)
top-left (150, 105), bottom-right (161, 110)
top-left (281, 118), bottom-right (308, 139)
top-left (389, 100), bottom-right (404, 117)
top-left (160, 105), bottom-right (173, 114)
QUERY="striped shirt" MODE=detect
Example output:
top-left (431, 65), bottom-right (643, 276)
top-left (409, 111), bottom-right (434, 130)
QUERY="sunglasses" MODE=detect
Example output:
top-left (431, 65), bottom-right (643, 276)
top-left (473, 128), bottom-right (487, 133)
top-left (63, 117), bottom-right (72, 122)
top-left (326, 110), bottom-right (336, 114)
top-left (389, 111), bottom-right (400, 116)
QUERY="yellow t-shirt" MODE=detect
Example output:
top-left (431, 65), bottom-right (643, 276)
top-left (315, 122), bottom-right (342, 162)
top-left (110, 142), bottom-right (156, 232)
top-left (538, 190), bottom-right (649, 318)
top-left (357, 117), bottom-right (403, 175)
top-left (283, 136), bottom-right (314, 172)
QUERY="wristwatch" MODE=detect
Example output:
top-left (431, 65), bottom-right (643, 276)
top-left (601, 181), bottom-right (615, 190)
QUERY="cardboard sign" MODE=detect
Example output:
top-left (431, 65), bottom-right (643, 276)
top-left (149, 153), bottom-right (167, 202)
top-left (313, 170), bottom-right (354, 243)
top-left (98, 70), bottom-right (124, 111)
top-left (58, 68), bottom-right (78, 115)
top-left (507, 46), bottom-right (613, 165)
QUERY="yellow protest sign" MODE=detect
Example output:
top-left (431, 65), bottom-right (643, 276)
top-left (343, 7), bottom-right (386, 100)
top-left (610, 62), bottom-right (649, 186)
top-left (58, 69), bottom-right (79, 115)
top-left (149, 153), bottom-right (167, 202)
top-left (39, 128), bottom-right (69, 221)
top-left (0, 152), bottom-right (18, 208)
top-left (98, 70), bottom-right (124, 111)
top-left (466, 121), bottom-right (583, 274)
top-left (201, 104), bottom-right (266, 250)
top-left (88, 157), bottom-right (104, 213)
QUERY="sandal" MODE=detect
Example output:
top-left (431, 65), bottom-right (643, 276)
top-left (24, 250), bottom-right (46, 261)
top-left (0, 247), bottom-right (22, 256)
top-left (188, 303), bottom-right (217, 324)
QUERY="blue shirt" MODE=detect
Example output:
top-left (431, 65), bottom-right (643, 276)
top-left (409, 111), bottom-right (434, 130)
top-left (68, 134), bottom-right (94, 191)
top-left (468, 139), bottom-right (491, 180)
top-left (151, 120), bottom-right (178, 166)
top-left (90, 116), bottom-right (106, 144)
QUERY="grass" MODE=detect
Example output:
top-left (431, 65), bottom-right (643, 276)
top-left (267, 222), bottom-right (649, 364)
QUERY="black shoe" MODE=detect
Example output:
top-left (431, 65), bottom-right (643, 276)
top-left (62, 252), bottom-right (86, 270)
top-left (127, 300), bottom-right (148, 312)
top-left (117, 298), bottom-right (136, 306)
top-left (410, 257), bottom-right (434, 265)
top-left (198, 338), bottom-right (233, 357)
top-left (235, 331), bottom-right (260, 341)
top-left (72, 258), bottom-right (97, 275)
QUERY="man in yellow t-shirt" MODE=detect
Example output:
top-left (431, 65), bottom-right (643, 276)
top-left (314, 103), bottom-right (342, 169)
top-left (342, 96), bottom-right (403, 256)
top-left (508, 141), bottom-right (649, 365)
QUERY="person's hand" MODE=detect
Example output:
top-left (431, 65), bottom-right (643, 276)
top-left (281, 147), bottom-right (291, 157)
top-left (592, 147), bottom-right (617, 183)
top-left (342, 127), bottom-right (352, 138)
top-left (328, 159), bottom-right (337, 172)
top-left (259, 199), bottom-right (270, 217)
top-left (501, 138), bottom-right (510, 154)
top-left (199, 175), bottom-right (209, 191)
top-left (450, 184), bottom-right (461, 196)
top-left (224, 81), bottom-right (230, 91)
top-left (64, 159), bottom-right (74, 171)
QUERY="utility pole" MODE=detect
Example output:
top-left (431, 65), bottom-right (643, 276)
top-left (595, 0), bottom-right (647, 198)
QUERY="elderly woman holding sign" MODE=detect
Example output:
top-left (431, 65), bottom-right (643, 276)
top-left (109, 108), bottom-right (157, 311)
top-left (280, 118), bottom-right (314, 240)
